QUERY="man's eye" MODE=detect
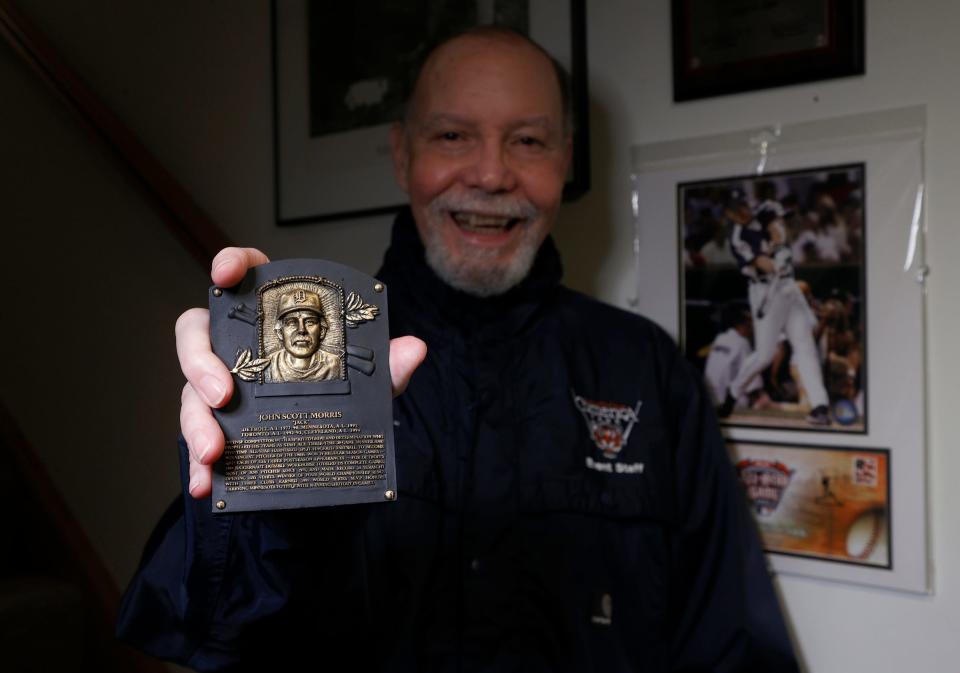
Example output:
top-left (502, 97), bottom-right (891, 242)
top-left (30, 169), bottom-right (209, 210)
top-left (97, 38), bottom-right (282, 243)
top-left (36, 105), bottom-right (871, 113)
top-left (516, 136), bottom-right (544, 147)
top-left (438, 131), bottom-right (462, 141)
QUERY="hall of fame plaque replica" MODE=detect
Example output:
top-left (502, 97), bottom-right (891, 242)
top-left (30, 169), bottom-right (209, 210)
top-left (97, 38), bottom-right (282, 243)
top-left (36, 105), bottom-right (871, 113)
top-left (208, 259), bottom-right (395, 513)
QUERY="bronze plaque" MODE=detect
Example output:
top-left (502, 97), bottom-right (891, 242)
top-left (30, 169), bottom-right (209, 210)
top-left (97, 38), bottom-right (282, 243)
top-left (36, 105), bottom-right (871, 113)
top-left (208, 259), bottom-right (396, 513)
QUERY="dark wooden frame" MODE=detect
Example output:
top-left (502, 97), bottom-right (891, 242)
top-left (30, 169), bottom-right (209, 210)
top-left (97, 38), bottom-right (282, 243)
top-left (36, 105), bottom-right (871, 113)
top-left (671, 0), bottom-right (865, 102)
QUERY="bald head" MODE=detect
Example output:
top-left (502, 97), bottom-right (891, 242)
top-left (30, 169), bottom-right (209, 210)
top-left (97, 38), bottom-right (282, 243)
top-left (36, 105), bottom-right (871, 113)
top-left (404, 27), bottom-right (572, 137)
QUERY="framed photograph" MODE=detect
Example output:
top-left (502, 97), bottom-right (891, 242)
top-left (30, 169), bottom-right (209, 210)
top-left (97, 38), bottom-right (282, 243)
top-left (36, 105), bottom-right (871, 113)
top-left (631, 106), bottom-right (928, 592)
top-left (272, 0), bottom-right (589, 225)
top-left (730, 440), bottom-right (890, 568)
top-left (671, 0), bottom-right (865, 102)
top-left (679, 164), bottom-right (866, 434)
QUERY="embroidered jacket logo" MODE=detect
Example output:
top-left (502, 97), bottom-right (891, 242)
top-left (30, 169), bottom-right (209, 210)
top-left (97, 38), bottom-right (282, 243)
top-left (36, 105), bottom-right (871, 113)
top-left (573, 393), bottom-right (643, 459)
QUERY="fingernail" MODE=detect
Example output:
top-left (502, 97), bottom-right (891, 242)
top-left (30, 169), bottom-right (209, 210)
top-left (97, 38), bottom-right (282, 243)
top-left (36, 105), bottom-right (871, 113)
top-left (195, 433), bottom-right (213, 463)
top-left (188, 474), bottom-right (201, 495)
top-left (201, 375), bottom-right (227, 406)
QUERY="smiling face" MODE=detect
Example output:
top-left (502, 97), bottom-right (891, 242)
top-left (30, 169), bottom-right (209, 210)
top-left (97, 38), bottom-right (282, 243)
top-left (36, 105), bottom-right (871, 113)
top-left (277, 310), bottom-right (324, 359)
top-left (390, 31), bottom-right (571, 296)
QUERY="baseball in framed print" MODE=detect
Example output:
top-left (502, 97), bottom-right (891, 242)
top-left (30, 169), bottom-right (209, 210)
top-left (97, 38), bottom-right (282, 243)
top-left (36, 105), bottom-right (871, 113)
top-left (679, 164), bottom-right (866, 433)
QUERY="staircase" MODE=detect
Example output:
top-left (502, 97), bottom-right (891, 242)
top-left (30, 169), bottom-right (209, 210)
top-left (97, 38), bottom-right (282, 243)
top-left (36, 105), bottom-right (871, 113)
top-left (0, 407), bottom-right (167, 673)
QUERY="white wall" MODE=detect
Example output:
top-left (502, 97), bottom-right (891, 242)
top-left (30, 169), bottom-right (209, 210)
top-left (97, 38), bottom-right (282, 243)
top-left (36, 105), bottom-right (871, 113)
top-left (3, 1), bottom-right (959, 670)
top-left (580, 3), bottom-right (960, 672)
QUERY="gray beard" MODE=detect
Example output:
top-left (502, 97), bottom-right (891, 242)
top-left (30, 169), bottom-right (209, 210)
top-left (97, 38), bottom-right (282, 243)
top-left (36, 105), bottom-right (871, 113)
top-left (422, 190), bottom-right (543, 298)
top-left (424, 233), bottom-right (540, 298)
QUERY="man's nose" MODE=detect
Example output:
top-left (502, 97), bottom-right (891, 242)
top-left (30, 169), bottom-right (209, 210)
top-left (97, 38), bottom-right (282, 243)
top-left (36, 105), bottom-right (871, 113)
top-left (466, 140), bottom-right (517, 193)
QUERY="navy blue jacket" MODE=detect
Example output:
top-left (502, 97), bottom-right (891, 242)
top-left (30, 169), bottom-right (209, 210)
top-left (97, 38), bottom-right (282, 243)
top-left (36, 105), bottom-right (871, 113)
top-left (117, 211), bottom-right (798, 672)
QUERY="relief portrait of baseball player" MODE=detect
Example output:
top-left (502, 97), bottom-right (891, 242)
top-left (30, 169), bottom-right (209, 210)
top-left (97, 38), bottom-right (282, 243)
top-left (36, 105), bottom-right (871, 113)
top-left (682, 167), bottom-right (866, 431)
top-left (264, 288), bottom-right (343, 383)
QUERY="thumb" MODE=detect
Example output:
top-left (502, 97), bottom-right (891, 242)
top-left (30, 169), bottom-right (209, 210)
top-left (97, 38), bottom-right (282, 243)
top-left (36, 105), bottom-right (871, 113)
top-left (389, 336), bottom-right (427, 397)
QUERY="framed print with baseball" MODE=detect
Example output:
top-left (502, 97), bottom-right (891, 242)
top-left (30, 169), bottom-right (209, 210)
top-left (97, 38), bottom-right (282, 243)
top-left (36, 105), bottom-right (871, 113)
top-left (630, 106), bottom-right (929, 592)
top-left (730, 441), bottom-right (890, 568)
top-left (679, 164), bottom-right (866, 434)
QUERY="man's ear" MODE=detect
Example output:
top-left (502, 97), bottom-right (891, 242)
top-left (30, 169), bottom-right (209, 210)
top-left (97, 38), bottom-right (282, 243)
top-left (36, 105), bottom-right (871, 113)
top-left (389, 122), bottom-right (410, 192)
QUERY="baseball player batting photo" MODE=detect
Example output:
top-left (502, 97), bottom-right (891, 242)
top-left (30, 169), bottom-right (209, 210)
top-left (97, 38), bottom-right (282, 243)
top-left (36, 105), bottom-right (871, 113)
top-left (680, 164), bottom-right (866, 432)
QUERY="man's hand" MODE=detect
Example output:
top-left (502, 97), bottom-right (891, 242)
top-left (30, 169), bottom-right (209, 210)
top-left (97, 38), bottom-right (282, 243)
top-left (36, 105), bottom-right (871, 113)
top-left (177, 247), bottom-right (427, 498)
top-left (754, 255), bottom-right (776, 274)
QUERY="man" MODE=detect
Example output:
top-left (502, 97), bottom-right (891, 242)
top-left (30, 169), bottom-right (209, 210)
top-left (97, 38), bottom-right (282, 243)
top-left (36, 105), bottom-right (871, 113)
top-left (703, 304), bottom-right (767, 409)
top-left (719, 191), bottom-right (830, 426)
top-left (118, 28), bottom-right (798, 671)
top-left (264, 288), bottom-right (342, 382)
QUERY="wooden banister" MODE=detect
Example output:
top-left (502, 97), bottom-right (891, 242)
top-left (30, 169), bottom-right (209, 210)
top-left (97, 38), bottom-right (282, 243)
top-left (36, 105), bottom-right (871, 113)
top-left (0, 3), bottom-right (237, 670)
top-left (0, 0), bottom-right (234, 267)
top-left (0, 403), bottom-right (169, 673)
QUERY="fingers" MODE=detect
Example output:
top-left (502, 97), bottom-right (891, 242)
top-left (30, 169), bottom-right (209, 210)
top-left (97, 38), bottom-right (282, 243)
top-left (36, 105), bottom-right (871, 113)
top-left (210, 247), bottom-right (270, 288)
top-left (180, 382), bottom-right (225, 464)
top-left (176, 308), bottom-right (232, 408)
top-left (181, 335), bottom-right (426, 498)
top-left (187, 459), bottom-right (212, 499)
top-left (181, 382), bottom-right (223, 498)
top-left (179, 246), bottom-right (268, 500)
top-left (389, 336), bottom-right (427, 397)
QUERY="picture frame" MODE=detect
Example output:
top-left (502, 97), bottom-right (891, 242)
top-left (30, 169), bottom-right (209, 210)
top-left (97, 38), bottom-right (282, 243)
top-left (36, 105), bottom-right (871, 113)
top-left (630, 106), bottom-right (929, 592)
top-left (272, 0), bottom-right (590, 226)
top-left (671, 0), bottom-right (865, 102)
top-left (678, 163), bottom-right (867, 434)
top-left (729, 440), bottom-right (891, 570)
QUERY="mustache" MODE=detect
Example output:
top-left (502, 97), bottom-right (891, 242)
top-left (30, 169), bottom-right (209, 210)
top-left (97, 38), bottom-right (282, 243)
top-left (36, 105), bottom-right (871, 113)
top-left (429, 190), bottom-right (539, 220)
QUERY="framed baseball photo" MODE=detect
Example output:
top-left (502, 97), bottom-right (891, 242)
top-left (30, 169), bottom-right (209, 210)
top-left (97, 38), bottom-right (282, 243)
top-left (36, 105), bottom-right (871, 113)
top-left (679, 164), bottom-right (866, 434)
top-left (630, 106), bottom-right (929, 592)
